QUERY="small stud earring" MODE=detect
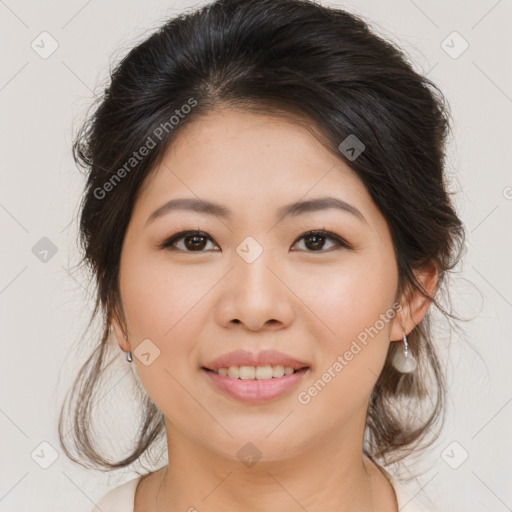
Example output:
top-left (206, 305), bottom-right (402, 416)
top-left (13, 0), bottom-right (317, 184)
top-left (391, 329), bottom-right (417, 373)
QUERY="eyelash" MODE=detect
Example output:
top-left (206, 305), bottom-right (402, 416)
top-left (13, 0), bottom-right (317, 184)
top-left (158, 228), bottom-right (351, 253)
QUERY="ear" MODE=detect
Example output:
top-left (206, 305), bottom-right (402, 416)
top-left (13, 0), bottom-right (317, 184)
top-left (389, 264), bottom-right (438, 341)
top-left (110, 314), bottom-right (131, 352)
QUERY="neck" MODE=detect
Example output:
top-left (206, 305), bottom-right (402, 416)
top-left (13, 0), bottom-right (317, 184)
top-left (153, 421), bottom-right (384, 512)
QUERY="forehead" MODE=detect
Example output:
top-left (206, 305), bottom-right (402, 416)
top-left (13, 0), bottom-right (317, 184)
top-left (132, 107), bottom-right (380, 229)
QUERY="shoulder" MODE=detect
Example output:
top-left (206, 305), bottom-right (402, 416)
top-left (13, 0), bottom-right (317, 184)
top-left (368, 458), bottom-right (438, 512)
top-left (89, 475), bottom-right (143, 512)
top-left (387, 473), bottom-right (437, 512)
top-left (90, 470), bottom-right (437, 512)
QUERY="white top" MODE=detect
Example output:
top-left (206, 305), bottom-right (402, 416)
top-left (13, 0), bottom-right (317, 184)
top-left (90, 471), bottom-right (436, 512)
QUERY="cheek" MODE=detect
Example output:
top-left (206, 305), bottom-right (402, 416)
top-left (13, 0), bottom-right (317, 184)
top-left (119, 249), bottom-right (207, 340)
top-left (292, 256), bottom-right (398, 432)
top-left (297, 248), bottom-right (398, 369)
top-left (307, 253), bottom-right (396, 322)
top-left (119, 254), bottom-right (209, 414)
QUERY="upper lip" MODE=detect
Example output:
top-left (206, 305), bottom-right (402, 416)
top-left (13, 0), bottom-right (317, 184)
top-left (203, 349), bottom-right (310, 371)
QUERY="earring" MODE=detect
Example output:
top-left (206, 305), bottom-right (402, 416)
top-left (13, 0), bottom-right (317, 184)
top-left (391, 329), bottom-right (417, 373)
top-left (122, 333), bottom-right (133, 363)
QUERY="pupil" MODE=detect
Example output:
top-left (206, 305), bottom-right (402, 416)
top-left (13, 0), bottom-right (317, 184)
top-left (186, 235), bottom-right (206, 250)
top-left (306, 233), bottom-right (324, 250)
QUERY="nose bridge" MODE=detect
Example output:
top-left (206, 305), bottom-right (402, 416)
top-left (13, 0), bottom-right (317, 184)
top-left (233, 234), bottom-right (279, 296)
top-left (221, 234), bottom-right (291, 328)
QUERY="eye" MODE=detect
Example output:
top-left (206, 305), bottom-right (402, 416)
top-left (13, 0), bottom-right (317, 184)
top-left (291, 230), bottom-right (350, 252)
top-left (159, 230), bottom-right (218, 252)
top-left (159, 229), bottom-right (350, 253)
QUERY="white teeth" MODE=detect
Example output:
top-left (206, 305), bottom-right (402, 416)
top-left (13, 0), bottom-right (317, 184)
top-left (214, 365), bottom-right (301, 379)
top-left (239, 366), bottom-right (255, 380)
top-left (272, 365), bottom-right (285, 378)
top-left (255, 366), bottom-right (272, 380)
top-left (227, 366), bottom-right (240, 379)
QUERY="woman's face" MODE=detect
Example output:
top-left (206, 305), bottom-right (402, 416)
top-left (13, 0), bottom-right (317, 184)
top-left (113, 107), bottom-right (405, 462)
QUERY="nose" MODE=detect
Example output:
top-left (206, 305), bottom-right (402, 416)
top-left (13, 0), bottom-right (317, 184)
top-left (215, 246), bottom-right (295, 332)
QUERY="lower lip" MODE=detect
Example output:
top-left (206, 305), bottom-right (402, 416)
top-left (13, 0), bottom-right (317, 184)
top-left (202, 367), bottom-right (309, 404)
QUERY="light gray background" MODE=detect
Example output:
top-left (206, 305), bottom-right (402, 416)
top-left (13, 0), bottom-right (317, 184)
top-left (1, 0), bottom-right (511, 511)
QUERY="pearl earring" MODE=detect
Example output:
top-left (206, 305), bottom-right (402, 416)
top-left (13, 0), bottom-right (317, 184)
top-left (391, 329), bottom-right (417, 373)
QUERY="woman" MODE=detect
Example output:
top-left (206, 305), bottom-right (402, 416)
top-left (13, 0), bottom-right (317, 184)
top-left (58, 0), bottom-right (465, 510)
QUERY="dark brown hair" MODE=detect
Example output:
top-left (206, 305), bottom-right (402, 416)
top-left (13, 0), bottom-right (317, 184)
top-left (58, 0), bottom-right (466, 476)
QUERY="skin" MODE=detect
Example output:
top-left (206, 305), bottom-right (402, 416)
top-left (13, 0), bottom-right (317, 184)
top-left (112, 107), bottom-right (437, 512)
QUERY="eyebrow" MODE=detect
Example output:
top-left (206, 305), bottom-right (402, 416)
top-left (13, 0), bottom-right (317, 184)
top-left (146, 196), bottom-right (368, 226)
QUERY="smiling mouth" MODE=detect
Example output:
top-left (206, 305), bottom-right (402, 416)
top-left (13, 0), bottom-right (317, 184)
top-left (202, 365), bottom-right (309, 380)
